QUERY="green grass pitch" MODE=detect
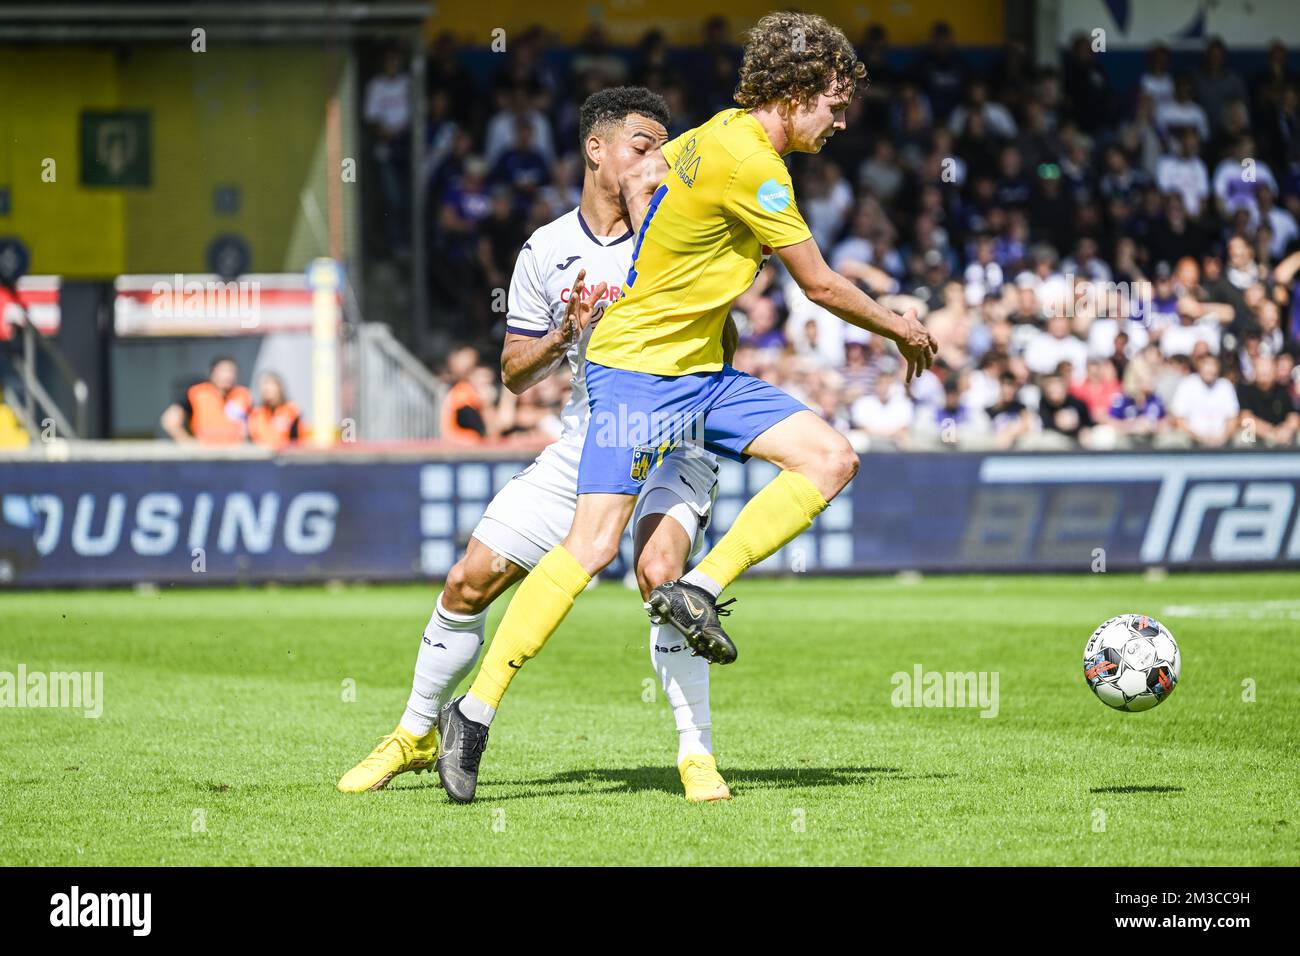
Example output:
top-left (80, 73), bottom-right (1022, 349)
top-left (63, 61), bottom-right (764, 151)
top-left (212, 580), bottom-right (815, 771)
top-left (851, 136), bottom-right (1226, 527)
top-left (1, 572), bottom-right (1296, 866)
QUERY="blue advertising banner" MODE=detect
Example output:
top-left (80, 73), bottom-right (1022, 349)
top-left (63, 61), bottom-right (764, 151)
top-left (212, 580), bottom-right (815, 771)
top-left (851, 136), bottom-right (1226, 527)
top-left (851, 452), bottom-right (1300, 572)
top-left (1, 451), bottom-right (1298, 586)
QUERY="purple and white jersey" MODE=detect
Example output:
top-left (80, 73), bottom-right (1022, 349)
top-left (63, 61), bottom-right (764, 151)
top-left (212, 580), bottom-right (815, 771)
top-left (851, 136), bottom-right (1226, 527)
top-left (505, 207), bottom-right (632, 440)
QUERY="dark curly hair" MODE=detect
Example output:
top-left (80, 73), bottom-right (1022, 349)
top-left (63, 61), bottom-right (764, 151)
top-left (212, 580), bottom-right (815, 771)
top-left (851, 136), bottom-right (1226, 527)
top-left (734, 12), bottom-right (866, 109)
top-left (578, 86), bottom-right (670, 143)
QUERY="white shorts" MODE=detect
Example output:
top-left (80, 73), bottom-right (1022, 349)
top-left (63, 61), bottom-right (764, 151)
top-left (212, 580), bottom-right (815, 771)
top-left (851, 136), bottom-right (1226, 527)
top-left (472, 436), bottom-right (719, 571)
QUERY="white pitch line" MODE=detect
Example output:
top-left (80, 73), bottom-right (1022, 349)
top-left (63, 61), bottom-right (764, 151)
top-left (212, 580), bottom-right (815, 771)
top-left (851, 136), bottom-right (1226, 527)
top-left (1162, 600), bottom-right (1300, 620)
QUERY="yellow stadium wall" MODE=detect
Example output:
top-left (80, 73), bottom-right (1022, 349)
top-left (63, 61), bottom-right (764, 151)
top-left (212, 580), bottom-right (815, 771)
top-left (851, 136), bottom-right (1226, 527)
top-left (0, 46), bottom-right (341, 278)
top-left (0, 48), bottom-right (124, 276)
top-left (427, 0), bottom-right (1007, 46)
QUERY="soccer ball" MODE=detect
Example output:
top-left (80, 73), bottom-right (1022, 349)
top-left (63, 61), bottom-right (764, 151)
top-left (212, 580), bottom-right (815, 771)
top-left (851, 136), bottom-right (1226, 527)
top-left (1083, 614), bottom-right (1180, 712)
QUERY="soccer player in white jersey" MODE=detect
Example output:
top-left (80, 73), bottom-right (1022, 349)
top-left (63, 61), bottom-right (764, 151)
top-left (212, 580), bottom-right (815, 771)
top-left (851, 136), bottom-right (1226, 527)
top-left (338, 88), bottom-right (734, 802)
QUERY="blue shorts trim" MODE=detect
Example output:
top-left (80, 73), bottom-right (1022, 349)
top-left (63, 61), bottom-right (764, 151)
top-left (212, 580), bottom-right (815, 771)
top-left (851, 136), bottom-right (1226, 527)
top-left (577, 361), bottom-right (807, 495)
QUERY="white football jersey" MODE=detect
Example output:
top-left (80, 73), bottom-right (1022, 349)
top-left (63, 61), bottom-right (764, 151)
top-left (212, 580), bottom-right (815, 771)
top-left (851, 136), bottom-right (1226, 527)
top-left (505, 208), bottom-right (632, 440)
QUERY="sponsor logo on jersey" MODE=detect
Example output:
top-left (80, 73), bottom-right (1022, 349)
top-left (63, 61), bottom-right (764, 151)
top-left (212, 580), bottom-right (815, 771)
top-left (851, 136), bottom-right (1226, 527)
top-left (559, 284), bottom-right (622, 303)
top-left (555, 255), bottom-right (581, 271)
top-left (674, 136), bottom-right (701, 187)
top-left (757, 179), bottom-right (791, 212)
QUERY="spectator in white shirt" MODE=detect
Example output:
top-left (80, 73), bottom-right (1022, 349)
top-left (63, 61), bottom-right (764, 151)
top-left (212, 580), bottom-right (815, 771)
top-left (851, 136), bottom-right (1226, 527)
top-left (1025, 314), bottom-right (1089, 381)
top-left (857, 139), bottom-right (905, 203)
top-left (1061, 237), bottom-right (1113, 283)
top-left (1156, 129), bottom-right (1210, 217)
top-left (1170, 354), bottom-right (1239, 445)
top-left (1159, 305), bottom-right (1222, 357)
top-left (783, 277), bottom-right (855, 368)
top-left (1138, 45), bottom-right (1175, 107)
top-left (484, 86), bottom-right (556, 167)
top-left (963, 234), bottom-right (1004, 305)
top-left (364, 49), bottom-right (411, 140)
top-left (1256, 186), bottom-right (1299, 258)
top-left (851, 369), bottom-right (913, 446)
top-left (1155, 75), bottom-right (1210, 142)
top-left (831, 204), bottom-right (877, 276)
top-left (1212, 135), bottom-right (1279, 220)
top-left (1016, 246), bottom-right (1071, 317)
top-left (948, 80), bottom-right (1018, 140)
top-left (801, 157), bottom-right (855, 251)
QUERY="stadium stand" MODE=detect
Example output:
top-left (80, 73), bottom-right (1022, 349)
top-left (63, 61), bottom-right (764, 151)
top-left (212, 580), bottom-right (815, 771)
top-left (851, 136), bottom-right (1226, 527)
top-left (412, 20), bottom-right (1300, 450)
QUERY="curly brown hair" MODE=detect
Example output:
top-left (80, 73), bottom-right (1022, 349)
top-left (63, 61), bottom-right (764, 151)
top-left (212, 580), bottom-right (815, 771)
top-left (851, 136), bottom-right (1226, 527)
top-left (734, 12), bottom-right (866, 109)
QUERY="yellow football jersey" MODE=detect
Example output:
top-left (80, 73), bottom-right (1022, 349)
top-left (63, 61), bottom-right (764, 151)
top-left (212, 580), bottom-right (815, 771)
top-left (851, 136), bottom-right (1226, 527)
top-left (586, 108), bottom-right (812, 376)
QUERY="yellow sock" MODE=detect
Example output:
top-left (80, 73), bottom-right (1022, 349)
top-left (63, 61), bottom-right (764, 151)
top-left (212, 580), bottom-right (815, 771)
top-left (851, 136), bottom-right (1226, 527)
top-left (467, 545), bottom-right (591, 710)
top-left (695, 470), bottom-right (827, 591)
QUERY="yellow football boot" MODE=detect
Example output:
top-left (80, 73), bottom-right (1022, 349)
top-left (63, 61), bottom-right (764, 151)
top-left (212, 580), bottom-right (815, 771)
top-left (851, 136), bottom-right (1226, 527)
top-left (679, 753), bottom-right (731, 802)
top-left (337, 727), bottom-right (438, 793)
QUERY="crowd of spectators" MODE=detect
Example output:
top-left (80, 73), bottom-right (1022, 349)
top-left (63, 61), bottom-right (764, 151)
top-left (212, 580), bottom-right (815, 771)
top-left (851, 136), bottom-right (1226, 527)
top-left (392, 18), bottom-right (1300, 449)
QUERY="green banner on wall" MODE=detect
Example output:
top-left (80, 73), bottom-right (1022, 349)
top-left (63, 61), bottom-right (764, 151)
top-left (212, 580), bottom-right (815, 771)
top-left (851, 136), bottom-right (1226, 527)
top-left (80, 111), bottom-right (152, 187)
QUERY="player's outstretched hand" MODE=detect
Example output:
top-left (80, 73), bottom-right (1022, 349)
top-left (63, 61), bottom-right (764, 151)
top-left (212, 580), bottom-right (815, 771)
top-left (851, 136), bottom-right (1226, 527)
top-left (896, 308), bottom-right (938, 384)
top-left (556, 269), bottom-right (608, 347)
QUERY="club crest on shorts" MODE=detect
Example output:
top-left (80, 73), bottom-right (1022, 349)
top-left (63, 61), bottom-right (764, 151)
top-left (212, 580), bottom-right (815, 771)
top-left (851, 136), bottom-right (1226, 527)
top-left (630, 444), bottom-right (654, 483)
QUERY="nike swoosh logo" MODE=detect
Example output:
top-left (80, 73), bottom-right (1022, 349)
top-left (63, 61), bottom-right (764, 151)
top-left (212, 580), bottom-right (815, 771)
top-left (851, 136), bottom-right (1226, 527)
top-left (507, 658), bottom-right (524, 669)
top-left (679, 475), bottom-right (696, 493)
top-left (683, 595), bottom-right (704, 620)
top-left (555, 255), bottom-right (580, 271)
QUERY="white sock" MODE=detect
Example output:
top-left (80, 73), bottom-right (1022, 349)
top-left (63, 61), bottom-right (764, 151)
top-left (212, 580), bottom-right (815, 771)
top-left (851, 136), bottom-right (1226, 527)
top-left (681, 568), bottom-right (723, 599)
top-left (399, 593), bottom-right (486, 737)
top-left (458, 691), bottom-right (496, 727)
top-left (651, 623), bottom-right (713, 764)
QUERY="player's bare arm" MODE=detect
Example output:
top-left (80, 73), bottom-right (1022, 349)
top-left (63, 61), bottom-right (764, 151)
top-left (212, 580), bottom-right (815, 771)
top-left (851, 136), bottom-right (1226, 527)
top-left (501, 268), bottom-right (607, 394)
top-left (777, 236), bottom-right (937, 382)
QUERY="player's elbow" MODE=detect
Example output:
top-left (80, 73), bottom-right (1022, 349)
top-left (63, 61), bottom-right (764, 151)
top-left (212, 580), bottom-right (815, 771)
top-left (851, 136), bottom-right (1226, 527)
top-left (801, 274), bottom-right (839, 309)
top-left (499, 358), bottom-right (528, 395)
top-left (501, 370), bottom-right (528, 395)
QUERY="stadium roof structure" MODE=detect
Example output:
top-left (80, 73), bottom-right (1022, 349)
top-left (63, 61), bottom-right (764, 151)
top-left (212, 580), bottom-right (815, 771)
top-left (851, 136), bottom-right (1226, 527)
top-left (0, 2), bottom-right (429, 42)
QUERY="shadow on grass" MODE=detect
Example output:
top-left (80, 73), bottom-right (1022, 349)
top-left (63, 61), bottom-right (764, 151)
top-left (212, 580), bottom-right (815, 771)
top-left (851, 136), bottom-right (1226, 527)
top-left (1089, 785), bottom-right (1184, 794)
top-left (413, 765), bottom-right (932, 801)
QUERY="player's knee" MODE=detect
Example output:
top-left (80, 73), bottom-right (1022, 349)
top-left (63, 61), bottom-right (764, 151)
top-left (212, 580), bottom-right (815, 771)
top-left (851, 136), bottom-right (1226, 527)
top-left (562, 534), bottom-right (620, 576)
top-left (634, 548), bottom-right (681, 598)
top-left (442, 560), bottom-right (490, 615)
top-left (835, 442), bottom-right (861, 486)
top-left (810, 435), bottom-right (858, 493)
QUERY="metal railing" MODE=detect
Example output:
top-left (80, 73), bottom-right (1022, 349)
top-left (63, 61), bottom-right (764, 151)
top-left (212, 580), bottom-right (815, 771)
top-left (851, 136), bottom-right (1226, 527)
top-left (345, 321), bottom-right (444, 441)
top-left (1, 294), bottom-right (88, 440)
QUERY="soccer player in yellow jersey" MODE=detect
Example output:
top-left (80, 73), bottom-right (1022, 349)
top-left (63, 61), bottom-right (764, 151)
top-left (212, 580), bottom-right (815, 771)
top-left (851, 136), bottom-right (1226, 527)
top-left (436, 11), bottom-right (937, 802)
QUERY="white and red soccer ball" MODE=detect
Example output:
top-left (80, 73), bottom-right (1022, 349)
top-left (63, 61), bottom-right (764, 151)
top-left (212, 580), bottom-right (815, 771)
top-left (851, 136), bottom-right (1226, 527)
top-left (1083, 614), bottom-right (1181, 712)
